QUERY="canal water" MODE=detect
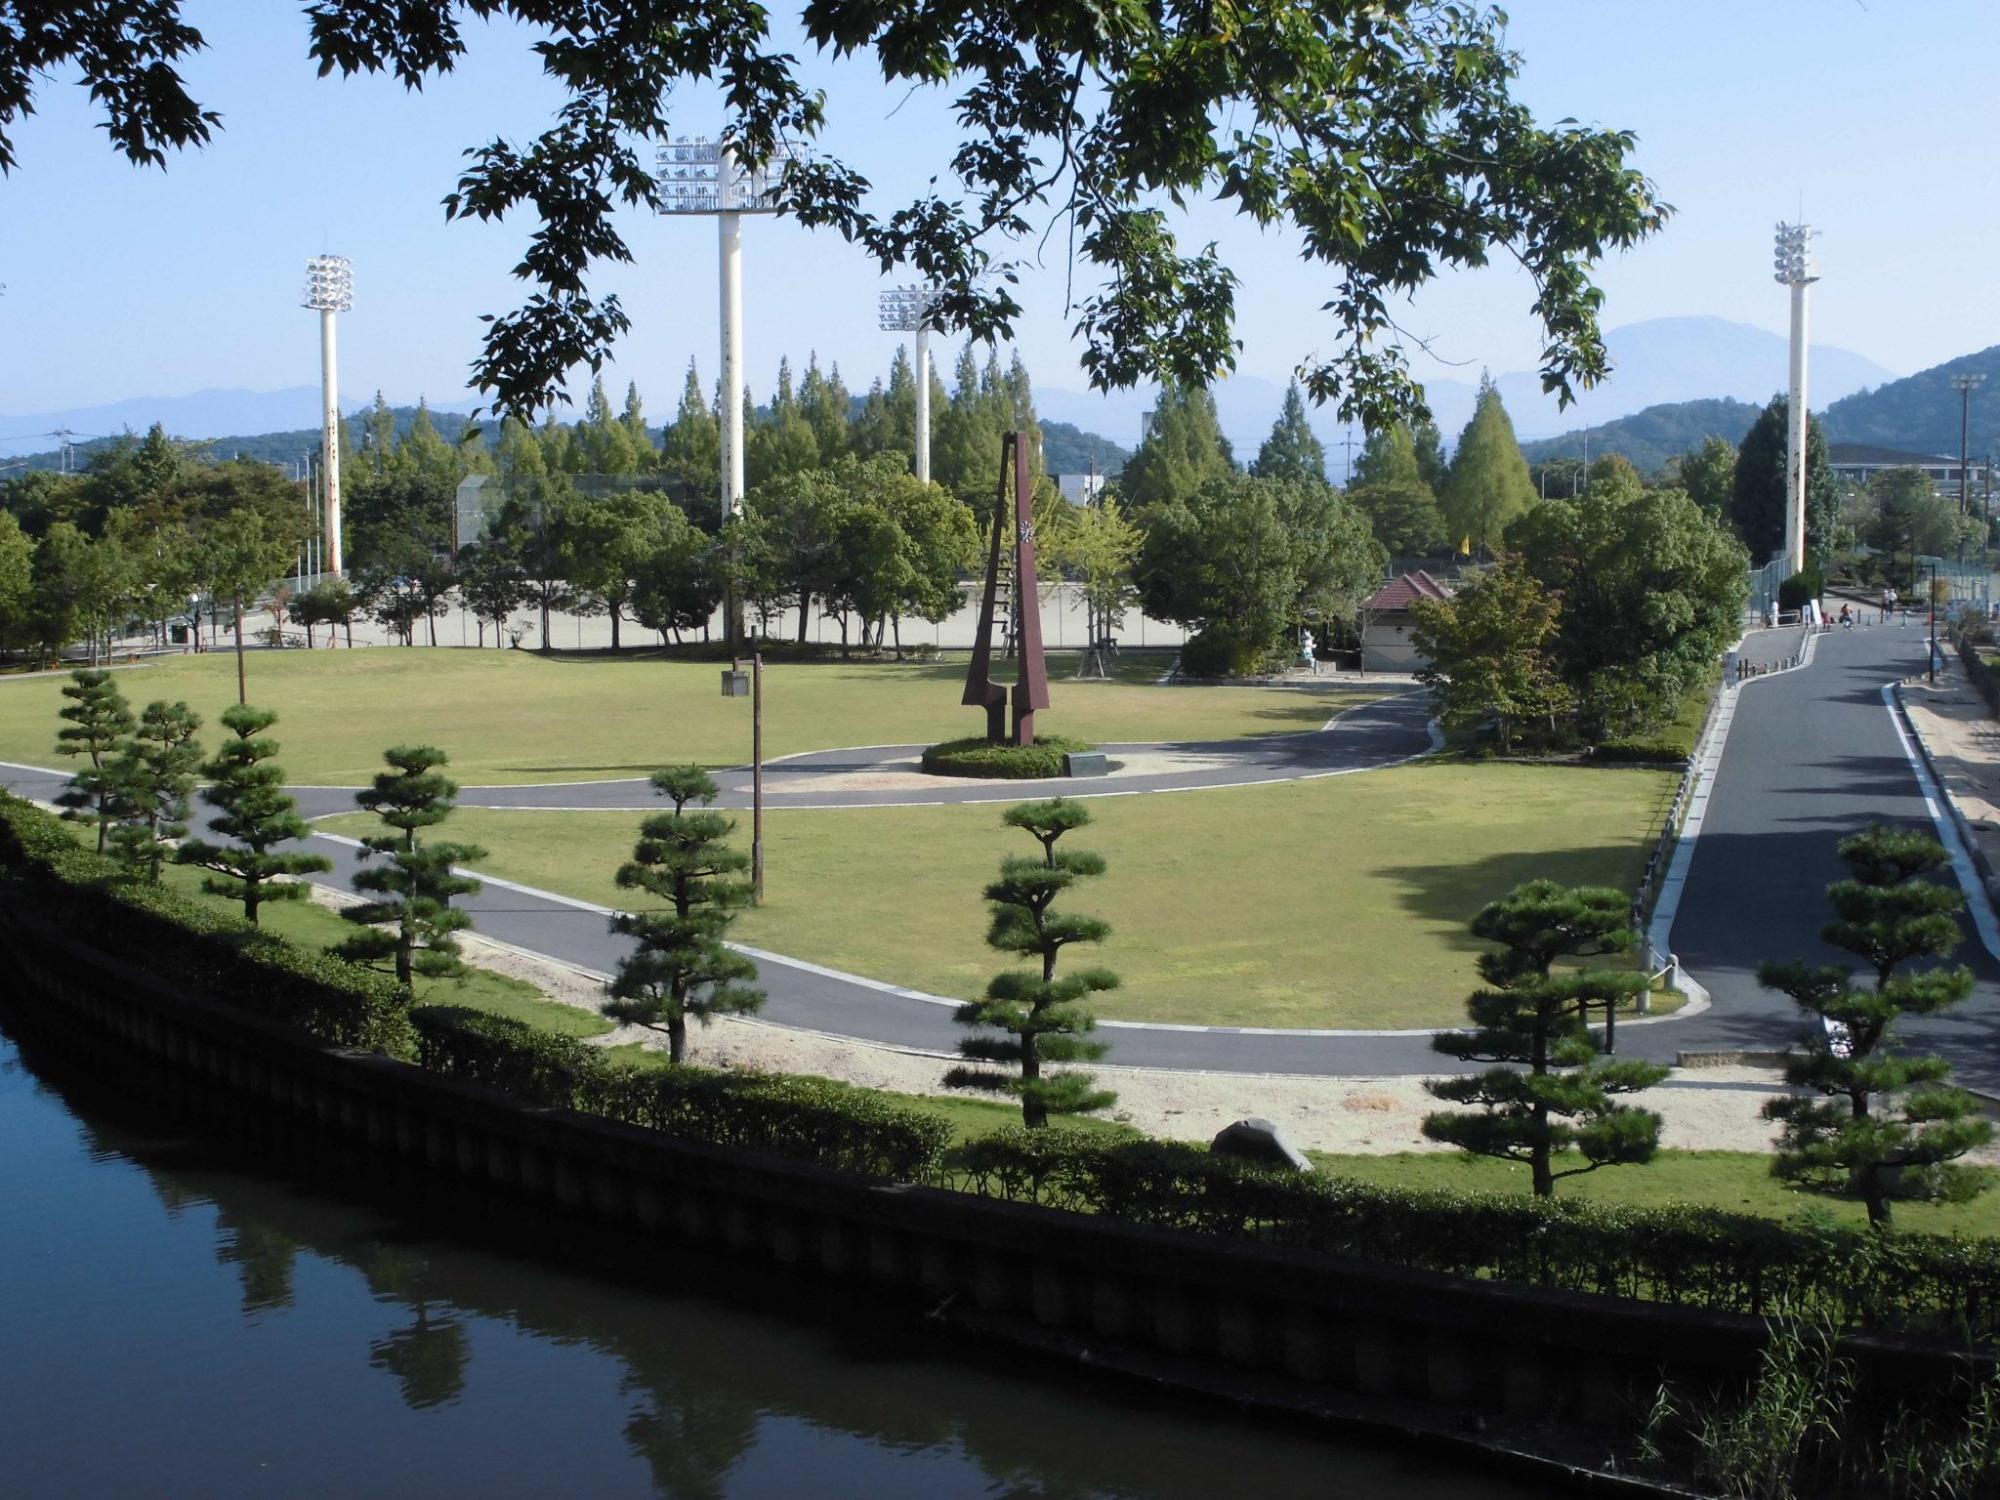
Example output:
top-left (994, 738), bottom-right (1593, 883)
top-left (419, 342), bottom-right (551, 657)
top-left (0, 1025), bottom-right (1542, 1498)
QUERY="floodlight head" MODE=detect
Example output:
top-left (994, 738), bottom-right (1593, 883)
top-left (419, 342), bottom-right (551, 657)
top-left (878, 284), bottom-right (939, 333)
top-left (303, 254), bottom-right (353, 312)
top-left (1771, 222), bottom-right (1816, 287)
top-left (655, 135), bottom-right (800, 215)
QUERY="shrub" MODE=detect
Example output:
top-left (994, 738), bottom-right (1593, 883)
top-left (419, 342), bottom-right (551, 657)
top-left (0, 793), bottom-right (414, 1057)
top-left (920, 734), bottom-right (1095, 779)
top-left (948, 1127), bottom-right (2000, 1337)
top-left (1778, 569), bottom-right (1823, 612)
top-left (1177, 627), bottom-right (1263, 678)
top-left (412, 1005), bottom-right (952, 1181)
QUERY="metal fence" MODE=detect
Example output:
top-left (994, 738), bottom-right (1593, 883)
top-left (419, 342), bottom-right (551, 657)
top-left (1746, 555), bottom-right (1788, 622)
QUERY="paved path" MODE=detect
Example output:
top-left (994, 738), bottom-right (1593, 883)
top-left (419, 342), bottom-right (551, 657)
top-left (14, 622), bottom-right (1997, 1083)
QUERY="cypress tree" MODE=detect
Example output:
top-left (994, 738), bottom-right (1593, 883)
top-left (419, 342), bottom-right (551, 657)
top-left (1251, 382), bottom-right (1328, 484)
top-left (1443, 376), bottom-right (1537, 554)
top-left (662, 360), bottom-right (721, 474)
top-left (53, 667), bottom-right (134, 853)
top-left (1423, 881), bottom-right (1666, 1197)
top-left (337, 745), bottom-right (486, 986)
top-left (946, 798), bottom-right (1118, 1128)
top-left (1347, 423), bottom-right (1446, 555)
top-left (603, 766), bottom-right (764, 1063)
top-left (1759, 826), bottom-right (1992, 1228)
top-left (176, 705), bottom-right (331, 924)
top-left (107, 699), bottom-right (203, 882)
top-left (1731, 395), bottom-right (1838, 566)
top-left (1120, 382), bottom-right (1234, 510)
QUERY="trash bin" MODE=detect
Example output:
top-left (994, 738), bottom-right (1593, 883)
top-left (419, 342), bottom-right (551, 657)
top-left (720, 668), bottom-right (750, 698)
top-left (170, 625), bottom-right (189, 644)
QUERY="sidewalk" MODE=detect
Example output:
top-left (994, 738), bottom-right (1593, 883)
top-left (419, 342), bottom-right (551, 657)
top-left (1900, 650), bottom-right (2000, 901)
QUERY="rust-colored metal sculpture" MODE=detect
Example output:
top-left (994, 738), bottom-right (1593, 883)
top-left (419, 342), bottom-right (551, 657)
top-left (962, 431), bottom-right (1050, 744)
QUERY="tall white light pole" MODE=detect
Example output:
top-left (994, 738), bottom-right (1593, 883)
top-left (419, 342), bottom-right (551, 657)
top-left (659, 138), bottom-right (794, 647)
top-left (1773, 223), bottom-right (1818, 576)
top-left (878, 285), bottom-right (939, 484)
top-left (303, 255), bottom-right (353, 578)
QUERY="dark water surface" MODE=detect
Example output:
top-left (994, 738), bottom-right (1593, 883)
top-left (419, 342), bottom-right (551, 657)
top-left (0, 1025), bottom-right (1541, 1499)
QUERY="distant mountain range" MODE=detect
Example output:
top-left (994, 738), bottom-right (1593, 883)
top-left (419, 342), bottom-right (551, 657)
top-left (1520, 399), bottom-right (1766, 472)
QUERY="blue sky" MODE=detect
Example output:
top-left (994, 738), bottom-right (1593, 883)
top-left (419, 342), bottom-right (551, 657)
top-left (2, 1), bottom-right (1997, 421)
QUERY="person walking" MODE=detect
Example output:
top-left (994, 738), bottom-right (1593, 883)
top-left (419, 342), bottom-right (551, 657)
top-left (1882, 585), bottom-right (1897, 623)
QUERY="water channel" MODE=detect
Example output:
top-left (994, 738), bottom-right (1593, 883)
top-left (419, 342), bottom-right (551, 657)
top-left (0, 1022), bottom-right (1542, 1498)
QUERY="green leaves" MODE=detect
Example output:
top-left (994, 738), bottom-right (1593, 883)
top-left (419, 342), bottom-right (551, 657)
top-left (176, 704), bottom-right (330, 922)
top-left (339, 745), bottom-right (482, 983)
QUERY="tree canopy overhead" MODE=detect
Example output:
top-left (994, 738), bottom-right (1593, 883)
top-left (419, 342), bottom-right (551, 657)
top-left (9, 3), bottom-right (1666, 426)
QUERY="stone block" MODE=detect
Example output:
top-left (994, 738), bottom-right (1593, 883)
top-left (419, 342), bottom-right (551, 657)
top-left (1063, 751), bottom-right (1109, 777)
top-left (1210, 1117), bottom-right (1312, 1172)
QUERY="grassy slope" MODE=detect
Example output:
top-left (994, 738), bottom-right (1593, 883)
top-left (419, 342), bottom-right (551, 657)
top-left (326, 759), bottom-right (1676, 1028)
top-left (0, 650), bottom-right (1371, 785)
top-left (1313, 1150), bottom-right (2000, 1238)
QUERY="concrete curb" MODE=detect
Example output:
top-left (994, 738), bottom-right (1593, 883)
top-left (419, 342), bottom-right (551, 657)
top-left (1892, 679), bottom-right (2000, 923)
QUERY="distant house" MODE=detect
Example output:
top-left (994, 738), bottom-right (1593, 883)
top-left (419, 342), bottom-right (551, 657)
top-left (1828, 443), bottom-right (1988, 491)
top-left (1359, 570), bottom-right (1453, 674)
top-left (1054, 472), bottom-right (1105, 506)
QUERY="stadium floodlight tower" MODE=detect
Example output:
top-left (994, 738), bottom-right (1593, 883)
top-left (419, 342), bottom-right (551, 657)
top-left (302, 254), bottom-right (353, 577)
top-left (878, 285), bottom-right (940, 484)
top-left (1773, 223), bottom-right (1818, 577)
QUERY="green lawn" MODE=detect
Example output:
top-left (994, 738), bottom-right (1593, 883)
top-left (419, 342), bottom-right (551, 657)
top-left (154, 862), bottom-right (613, 1038)
top-left (325, 759), bottom-right (1677, 1028)
top-left (0, 649), bottom-right (1373, 785)
top-left (1310, 1149), bottom-right (2000, 1237)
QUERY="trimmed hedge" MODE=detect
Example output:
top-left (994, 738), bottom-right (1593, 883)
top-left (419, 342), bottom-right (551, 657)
top-left (920, 734), bottom-right (1095, 779)
top-left (412, 1005), bottom-right (952, 1181)
top-left (0, 793), bottom-right (414, 1057)
top-left (950, 1127), bottom-right (2000, 1339)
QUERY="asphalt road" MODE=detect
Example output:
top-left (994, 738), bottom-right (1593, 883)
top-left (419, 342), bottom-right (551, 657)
top-left (11, 621), bottom-right (1999, 1083)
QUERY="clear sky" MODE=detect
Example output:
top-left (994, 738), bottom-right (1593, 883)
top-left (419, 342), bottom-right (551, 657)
top-left (2, 1), bottom-right (1997, 420)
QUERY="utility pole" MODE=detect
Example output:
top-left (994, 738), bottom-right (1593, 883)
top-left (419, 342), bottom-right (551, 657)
top-left (1773, 223), bottom-right (1818, 576)
top-left (659, 136), bottom-right (798, 651)
top-left (303, 255), bottom-right (352, 577)
top-left (1952, 373), bottom-right (1985, 561)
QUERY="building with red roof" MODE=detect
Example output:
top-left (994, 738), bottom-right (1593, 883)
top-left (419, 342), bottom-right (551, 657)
top-left (1359, 569), bottom-right (1453, 673)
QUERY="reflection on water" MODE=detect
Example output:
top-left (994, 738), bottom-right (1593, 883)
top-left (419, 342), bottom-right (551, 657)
top-left (0, 1025), bottom-right (1540, 1499)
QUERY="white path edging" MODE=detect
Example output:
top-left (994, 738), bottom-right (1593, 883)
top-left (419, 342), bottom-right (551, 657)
top-left (1882, 682), bottom-right (2000, 961)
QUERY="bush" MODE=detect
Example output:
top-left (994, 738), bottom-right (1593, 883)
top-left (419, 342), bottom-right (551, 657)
top-left (1778, 569), bottom-right (1824, 612)
top-left (948, 1127), bottom-right (2000, 1338)
top-left (1177, 627), bottom-right (1264, 678)
top-left (0, 793), bottom-right (414, 1057)
top-left (412, 1005), bottom-right (952, 1181)
top-left (920, 734), bottom-right (1096, 779)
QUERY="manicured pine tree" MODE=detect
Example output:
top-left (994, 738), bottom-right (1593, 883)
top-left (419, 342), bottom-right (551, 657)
top-left (106, 699), bottom-right (203, 882)
top-left (602, 766), bottom-right (764, 1063)
top-left (1423, 880), bottom-right (1666, 1197)
top-left (337, 746), bottom-right (486, 987)
top-left (1759, 826), bottom-right (1992, 1228)
top-left (53, 667), bottom-right (134, 852)
top-left (946, 798), bottom-right (1118, 1128)
top-left (176, 705), bottom-right (332, 923)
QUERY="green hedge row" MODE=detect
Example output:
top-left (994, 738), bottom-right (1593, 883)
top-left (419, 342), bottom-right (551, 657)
top-left (412, 1005), bottom-right (952, 1182)
top-left (919, 734), bottom-right (1094, 779)
top-left (949, 1128), bottom-right (2000, 1339)
top-left (0, 793), bottom-right (414, 1057)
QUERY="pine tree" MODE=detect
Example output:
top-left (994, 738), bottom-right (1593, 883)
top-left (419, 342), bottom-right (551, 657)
top-left (1758, 826), bottom-right (1992, 1228)
top-left (1120, 382), bottom-right (1234, 509)
top-left (1347, 421), bottom-right (1445, 555)
top-left (176, 705), bottom-right (331, 924)
top-left (1731, 395), bottom-right (1838, 566)
top-left (621, 379), bottom-right (656, 466)
top-left (946, 799), bottom-right (1118, 1128)
top-left (1351, 420), bottom-right (1426, 488)
top-left (662, 360), bottom-right (721, 473)
top-left (53, 667), bottom-right (134, 852)
top-left (603, 766), bottom-right (764, 1063)
top-left (106, 699), bottom-right (203, 882)
top-left (1251, 382), bottom-right (1327, 483)
top-left (363, 391), bottom-right (398, 477)
top-left (1423, 881), bottom-right (1666, 1197)
top-left (798, 354), bottom-right (851, 462)
top-left (495, 415), bottom-right (548, 482)
top-left (1443, 376), bottom-right (1537, 554)
top-left (337, 745), bottom-right (486, 986)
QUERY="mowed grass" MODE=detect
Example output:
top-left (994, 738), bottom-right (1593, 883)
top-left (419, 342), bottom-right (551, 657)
top-left (0, 649), bottom-right (1372, 785)
top-left (1311, 1149), bottom-right (2000, 1237)
top-left (323, 760), bottom-right (1676, 1028)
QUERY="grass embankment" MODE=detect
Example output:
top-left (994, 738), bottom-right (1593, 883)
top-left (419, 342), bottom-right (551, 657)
top-left (1313, 1150), bottom-right (2000, 1238)
top-left (0, 649), bottom-right (1370, 785)
top-left (325, 759), bottom-right (1677, 1029)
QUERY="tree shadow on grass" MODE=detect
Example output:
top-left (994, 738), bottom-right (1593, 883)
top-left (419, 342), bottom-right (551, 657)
top-left (1381, 843), bottom-right (1658, 971)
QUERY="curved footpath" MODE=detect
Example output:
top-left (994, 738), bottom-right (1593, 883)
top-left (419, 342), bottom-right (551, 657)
top-left (9, 624), bottom-right (1995, 1082)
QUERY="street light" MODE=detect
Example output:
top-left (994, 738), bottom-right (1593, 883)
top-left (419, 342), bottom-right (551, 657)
top-left (1772, 223), bottom-right (1819, 577)
top-left (302, 255), bottom-right (352, 577)
top-left (1952, 373), bottom-right (1985, 558)
top-left (878, 284), bottom-right (940, 484)
top-left (657, 135), bottom-right (799, 649)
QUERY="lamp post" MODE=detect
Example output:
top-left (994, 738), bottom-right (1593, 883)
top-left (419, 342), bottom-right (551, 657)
top-left (1929, 559), bottom-right (1940, 684)
top-left (658, 136), bottom-right (797, 650)
top-left (1952, 373), bottom-right (1985, 560)
top-left (878, 285), bottom-right (939, 484)
top-left (1772, 223), bottom-right (1818, 577)
top-left (302, 256), bottom-right (352, 577)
